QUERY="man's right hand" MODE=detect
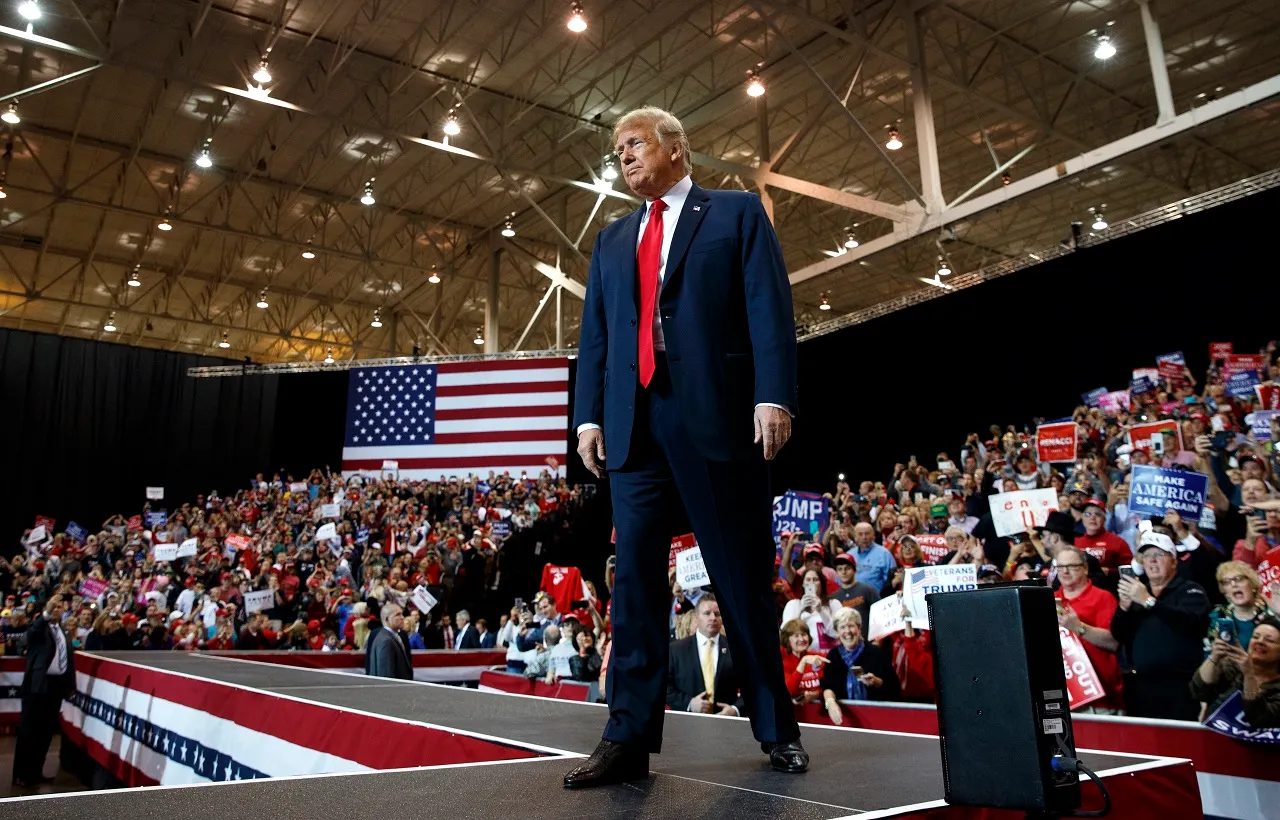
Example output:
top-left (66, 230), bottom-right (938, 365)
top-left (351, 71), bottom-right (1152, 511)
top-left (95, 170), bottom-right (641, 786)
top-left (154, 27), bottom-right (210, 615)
top-left (688, 692), bottom-right (714, 714)
top-left (577, 429), bottom-right (607, 478)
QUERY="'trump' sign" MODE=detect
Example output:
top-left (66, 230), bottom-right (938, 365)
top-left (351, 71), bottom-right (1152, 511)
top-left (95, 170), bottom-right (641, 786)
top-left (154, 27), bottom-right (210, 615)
top-left (1036, 422), bottom-right (1077, 463)
top-left (773, 491), bottom-right (828, 542)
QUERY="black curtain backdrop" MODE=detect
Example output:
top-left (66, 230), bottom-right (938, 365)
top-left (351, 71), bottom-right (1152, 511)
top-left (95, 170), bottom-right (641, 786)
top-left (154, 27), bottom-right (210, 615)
top-left (7, 183), bottom-right (1276, 546)
top-left (1, 331), bottom-right (277, 546)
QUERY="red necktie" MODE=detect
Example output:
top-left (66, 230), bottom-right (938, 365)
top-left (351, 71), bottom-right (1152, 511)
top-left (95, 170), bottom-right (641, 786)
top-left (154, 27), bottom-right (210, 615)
top-left (636, 199), bottom-right (667, 387)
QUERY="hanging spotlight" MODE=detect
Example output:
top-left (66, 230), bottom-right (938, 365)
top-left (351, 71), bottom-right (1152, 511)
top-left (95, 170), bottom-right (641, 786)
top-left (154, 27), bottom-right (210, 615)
top-left (428, 265), bottom-right (441, 284)
top-left (567, 1), bottom-right (587, 33)
top-left (1094, 33), bottom-right (1116, 60)
top-left (218, 331), bottom-right (231, 349)
top-left (127, 266), bottom-right (142, 287)
top-left (501, 218), bottom-right (515, 238)
top-left (256, 288), bottom-right (269, 309)
top-left (937, 256), bottom-right (952, 276)
top-left (885, 126), bottom-right (903, 150)
top-left (301, 244), bottom-right (316, 260)
top-left (252, 55), bottom-right (273, 85)
top-left (0, 186), bottom-right (7, 199)
top-left (360, 179), bottom-right (376, 206)
top-left (370, 309), bottom-right (383, 329)
top-left (1, 103), bottom-right (19, 125)
top-left (819, 293), bottom-right (831, 311)
top-left (843, 229), bottom-right (859, 249)
top-left (1090, 205), bottom-right (1108, 231)
top-left (443, 111), bottom-right (461, 137)
top-left (473, 328), bottom-right (485, 346)
top-left (323, 347), bottom-right (335, 364)
top-left (157, 215), bottom-right (173, 231)
top-left (17, 1), bottom-right (39, 22)
top-left (601, 154), bottom-right (618, 181)
top-left (103, 312), bottom-right (117, 333)
top-left (195, 139), bottom-right (213, 169)
top-left (1001, 171), bottom-right (1012, 186)
top-left (745, 70), bottom-right (765, 98)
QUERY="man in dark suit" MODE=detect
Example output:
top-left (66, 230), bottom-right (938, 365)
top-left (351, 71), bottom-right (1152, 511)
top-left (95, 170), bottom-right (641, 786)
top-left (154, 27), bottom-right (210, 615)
top-left (14, 596), bottom-right (73, 788)
top-left (453, 610), bottom-right (480, 650)
top-left (365, 603), bottom-right (412, 680)
top-left (477, 618), bottom-right (496, 649)
top-left (565, 106), bottom-right (805, 790)
top-left (665, 595), bottom-right (747, 716)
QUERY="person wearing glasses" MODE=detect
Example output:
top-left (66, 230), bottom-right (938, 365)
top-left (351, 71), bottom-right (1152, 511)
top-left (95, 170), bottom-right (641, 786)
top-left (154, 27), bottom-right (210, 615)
top-left (1053, 546), bottom-right (1124, 713)
top-left (1205, 561), bottom-right (1276, 660)
top-left (1074, 498), bottom-right (1133, 576)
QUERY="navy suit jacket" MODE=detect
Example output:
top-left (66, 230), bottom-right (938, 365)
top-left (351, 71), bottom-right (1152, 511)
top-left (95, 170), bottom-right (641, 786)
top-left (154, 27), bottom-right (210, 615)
top-left (572, 182), bottom-right (797, 467)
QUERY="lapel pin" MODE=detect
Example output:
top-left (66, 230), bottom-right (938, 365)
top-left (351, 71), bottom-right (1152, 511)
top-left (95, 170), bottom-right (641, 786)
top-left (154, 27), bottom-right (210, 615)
top-left (692, 206), bottom-right (701, 211)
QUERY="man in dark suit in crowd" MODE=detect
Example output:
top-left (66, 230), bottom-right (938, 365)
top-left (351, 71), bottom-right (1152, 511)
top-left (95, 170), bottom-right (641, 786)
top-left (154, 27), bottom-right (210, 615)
top-left (477, 618), bottom-right (496, 649)
top-left (365, 603), bottom-right (412, 680)
top-left (14, 596), bottom-right (73, 788)
top-left (566, 105), bottom-right (804, 789)
top-left (666, 595), bottom-right (747, 716)
top-left (453, 610), bottom-right (480, 650)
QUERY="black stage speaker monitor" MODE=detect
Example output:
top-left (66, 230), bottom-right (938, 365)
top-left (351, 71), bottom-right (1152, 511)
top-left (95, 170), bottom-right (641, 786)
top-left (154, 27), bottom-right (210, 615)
top-left (927, 585), bottom-right (1081, 813)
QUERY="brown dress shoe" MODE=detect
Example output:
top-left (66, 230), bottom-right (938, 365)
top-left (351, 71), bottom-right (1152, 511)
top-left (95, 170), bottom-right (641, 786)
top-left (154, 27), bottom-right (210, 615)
top-left (563, 740), bottom-right (650, 789)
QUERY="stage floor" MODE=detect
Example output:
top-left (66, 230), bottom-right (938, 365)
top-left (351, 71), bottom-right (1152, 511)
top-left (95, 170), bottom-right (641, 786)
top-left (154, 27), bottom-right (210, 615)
top-left (3, 652), bottom-right (1169, 819)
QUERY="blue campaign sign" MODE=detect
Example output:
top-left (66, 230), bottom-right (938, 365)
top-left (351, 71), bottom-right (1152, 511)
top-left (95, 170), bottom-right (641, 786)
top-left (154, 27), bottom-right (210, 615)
top-left (490, 520), bottom-right (511, 539)
top-left (476, 481), bottom-right (491, 494)
top-left (1129, 375), bottom-right (1157, 395)
top-left (65, 521), bottom-right (87, 543)
top-left (773, 490), bottom-right (829, 543)
top-left (1251, 410), bottom-right (1280, 441)
top-left (1082, 387), bottom-right (1108, 407)
top-left (355, 526), bottom-right (369, 545)
top-left (145, 511), bottom-right (168, 529)
top-left (1128, 465), bottom-right (1209, 518)
top-left (1204, 691), bottom-right (1280, 744)
top-left (1225, 369), bottom-right (1261, 398)
top-left (1156, 351), bottom-right (1186, 365)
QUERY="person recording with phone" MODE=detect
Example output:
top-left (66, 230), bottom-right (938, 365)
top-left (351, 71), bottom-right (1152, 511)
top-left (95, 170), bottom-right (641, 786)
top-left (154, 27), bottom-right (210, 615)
top-left (1205, 562), bottom-right (1277, 659)
top-left (1191, 615), bottom-right (1280, 728)
top-left (780, 568), bottom-right (839, 653)
top-left (819, 607), bottom-right (900, 725)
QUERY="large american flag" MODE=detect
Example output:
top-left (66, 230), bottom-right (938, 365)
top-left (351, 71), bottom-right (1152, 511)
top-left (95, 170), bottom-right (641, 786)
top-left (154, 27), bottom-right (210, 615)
top-left (341, 358), bottom-right (569, 479)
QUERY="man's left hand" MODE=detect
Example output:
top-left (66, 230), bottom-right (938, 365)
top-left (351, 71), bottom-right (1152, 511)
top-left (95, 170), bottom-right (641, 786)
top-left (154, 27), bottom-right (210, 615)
top-left (754, 405), bottom-right (792, 460)
top-left (715, 703), bottom-right (739, 716)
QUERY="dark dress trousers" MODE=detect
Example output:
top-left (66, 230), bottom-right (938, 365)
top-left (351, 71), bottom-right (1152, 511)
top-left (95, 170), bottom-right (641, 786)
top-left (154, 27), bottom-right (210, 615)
top-left (574, 182), bottom-right (799, 753)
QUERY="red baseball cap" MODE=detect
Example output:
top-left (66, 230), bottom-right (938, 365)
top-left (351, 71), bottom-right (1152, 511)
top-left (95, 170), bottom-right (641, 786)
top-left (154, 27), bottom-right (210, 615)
top-left (803, 543), bottom-right (824, 559)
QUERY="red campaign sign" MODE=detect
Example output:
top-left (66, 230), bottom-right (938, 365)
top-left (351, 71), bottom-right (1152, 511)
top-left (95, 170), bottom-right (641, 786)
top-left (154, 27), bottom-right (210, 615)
top-left (1257, 383), bottom-right (1280, 411)
top-left (1157, 360), bottom-right (1186, 385)
top-left (668, 533), bottom-right (697, 570)
top-left (33, 515), bottom-right (56, 534)
top-left (225, 534), bottom-right (253, 551)
top-left (1059, 626), bottom-right (1106, 710)
top-left (1259, 545), bottom-right (1280, 606)
top-left (126, 515), bottom-right (143, 532)
top-left (1224, 353), bottom-right (1266, 376)
top-left (1210, 342), bottom-right (1233, 360)
top-left (1036, 422), bottom-right (1078, 463)
top-left (913, 534), bottom-right (950, 564)
top-left (1128, 419), bottom-right (1182, 452)
top-left (544, 455), bottom-right (559, 471)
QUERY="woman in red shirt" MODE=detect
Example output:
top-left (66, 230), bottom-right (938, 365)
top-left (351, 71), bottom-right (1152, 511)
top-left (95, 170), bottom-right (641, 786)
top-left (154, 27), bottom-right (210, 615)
top-left (780, 619), bottom-right (828, 703)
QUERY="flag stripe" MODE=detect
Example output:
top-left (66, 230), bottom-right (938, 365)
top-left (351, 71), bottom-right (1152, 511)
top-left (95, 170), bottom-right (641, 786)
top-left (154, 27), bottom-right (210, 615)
top-left (437, 416), bottom-right (567, 433)
top-left (438, 358), bottom-right (565, 374)
top-left (436, 429), bottom-right (565, 444)
top-left (344, 441), bottom-right (564, 459)
top-left (344, 455), bottom-right (565, 470)
top-left (436, 380), bottom-right (566, 398)
top-left (436, 405), bottom-right (568, 421)
top-left (436, 391), bottom-right (567, 410)
top-left (437, 367), bottom-right (568, 386)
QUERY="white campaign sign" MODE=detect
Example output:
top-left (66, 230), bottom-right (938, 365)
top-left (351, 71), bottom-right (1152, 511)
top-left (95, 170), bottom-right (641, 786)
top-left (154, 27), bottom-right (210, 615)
top-left (319, 503), bottom-right (340, 519)
top-left (867, 594), bottom-right (908, 641)
top-left (988, 488), bottom-right (1060, 537)
top-left (27, 525), bottom-right (46, 544)
top-left (675, 545), bottom-right (710, 589)
top-left (382, 460), bottom-right (398, 471)
top-left (145, 486), bottom-right (164, 500)
top-left (177, 538), bottom-right (198, 558)
top-left (901, 564), bottom-right (977, 630)
top-left (244, 589), bottom-right (274, 614)
top-left (152, 543), bottom-right (179, 562)
top-left (411, 584), bottom-right (438, 615)
top-left (315, 522), bottom-right (337, 542)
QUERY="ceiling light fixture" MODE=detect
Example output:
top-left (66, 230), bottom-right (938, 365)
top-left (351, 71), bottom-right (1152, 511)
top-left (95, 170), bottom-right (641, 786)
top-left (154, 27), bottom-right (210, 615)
top-left (360, 179), bottom-right (376, 206)
top-left (157, 215), bottom-right (172, 231)
top-left (885, 126), bottom-right (903, 151)
top-left (1094, 33), bottom-right (1116, 60)
top-left (127, 266), bottom-right (141, 287)
top-left (17, 1), bottom-right (39, 22)
top-left (1, 103), bottom-right (19, 125)
top-left (601, 154), bottom-right (618, 181)
top-left (819, 293), bottom-right (831, 311)
top-left (428, 266), bottom-right (441, 284)
top-left (473, 329), bottom-right (485, 346)
top-left (443, 111), bottom-right (461, 137)
top-left (844, 230), bottom-right (859, 249)
top-left (501, 218), bottom-right (515, 238)
top-left (567, 1), bottom-right (587, 33)
top-left (323, 347), bottom-right (335, 364)
top-left (218, 331), bottom-right (231, 349)
top-left (937, 256), bottom-right (952, 276)
top-left (103, 312), bottom-right (117, 332)
top-left (252, 53), bottom-right (273, 85)
top-left (256, 288), bottom-right (269, 309)
top-left (301, 242), bottom-right (316, 260)
top-left (370, 309), bottom-right (383, 329)
top-left (1090, 205), bottom-right (1108, 231)
top-left (195, 138), bottom-right (213, 169)
top-left (745, 70), bottom-right (765, 98)
top-left (0, 186), bottom-right (7, 199)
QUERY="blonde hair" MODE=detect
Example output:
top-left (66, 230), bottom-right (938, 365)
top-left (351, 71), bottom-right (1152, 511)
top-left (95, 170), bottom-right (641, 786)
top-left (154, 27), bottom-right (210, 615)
top-left (613, 107), bottom-right (692, 175)
top-left (833, 606), bottom-right (862, 631)
top-left (1216, 561), bottom-right (1262, 600)
top-left (353, 618), bottom-right (371, 650)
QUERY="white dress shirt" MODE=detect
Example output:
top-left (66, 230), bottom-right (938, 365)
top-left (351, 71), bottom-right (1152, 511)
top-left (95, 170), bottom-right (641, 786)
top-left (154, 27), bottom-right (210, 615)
top-left (576, 175), bottom-right (787, 436)
top-left (695, 630), bottom-right (721, 679)
top-left (48, 619), bottom-right (68, 676)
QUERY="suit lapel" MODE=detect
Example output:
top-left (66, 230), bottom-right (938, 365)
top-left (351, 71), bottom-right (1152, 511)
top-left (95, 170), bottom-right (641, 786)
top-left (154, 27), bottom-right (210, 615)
top-left (611, 207), bottom-right (645, 310)
top-left (661, 184), bottom-right (711, 296)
